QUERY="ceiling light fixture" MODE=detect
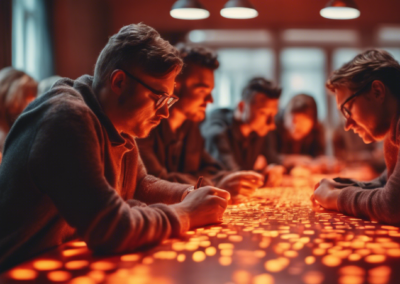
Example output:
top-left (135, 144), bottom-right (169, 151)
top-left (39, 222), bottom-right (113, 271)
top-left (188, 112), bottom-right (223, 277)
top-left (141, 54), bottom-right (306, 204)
top-left (320, 0), bottom-right (360, 20)
top-left (170, 0), bottom-right (210, 20)
top-left (220, 0), bottom-right (258, 19)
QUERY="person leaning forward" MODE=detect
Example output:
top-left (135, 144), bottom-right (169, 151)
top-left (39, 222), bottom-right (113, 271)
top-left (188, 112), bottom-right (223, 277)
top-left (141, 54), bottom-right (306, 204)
top-left (0, 23), bottom-right (230, 272)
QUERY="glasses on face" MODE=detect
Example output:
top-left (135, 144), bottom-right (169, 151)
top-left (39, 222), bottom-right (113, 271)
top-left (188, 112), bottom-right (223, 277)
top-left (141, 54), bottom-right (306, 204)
top-left (120, 69), bottom-right (179, 110)
top-left (340, 81), bottom-right (373, 119)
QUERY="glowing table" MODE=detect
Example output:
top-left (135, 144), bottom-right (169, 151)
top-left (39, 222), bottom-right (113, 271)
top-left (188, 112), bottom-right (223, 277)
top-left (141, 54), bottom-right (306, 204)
top-left (2, 183), bottom-right (400, 284)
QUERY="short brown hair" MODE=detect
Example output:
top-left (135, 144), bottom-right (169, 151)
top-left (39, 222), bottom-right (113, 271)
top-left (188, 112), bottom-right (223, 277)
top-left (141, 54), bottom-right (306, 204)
top-left (327, 49), bottom-right (400, 96)
top-left (242, 77), bottom-right (281, 102)
top-left (93, 23), bottom-right (183, 92)
top-left (175, 43), bottom-right (219, 72)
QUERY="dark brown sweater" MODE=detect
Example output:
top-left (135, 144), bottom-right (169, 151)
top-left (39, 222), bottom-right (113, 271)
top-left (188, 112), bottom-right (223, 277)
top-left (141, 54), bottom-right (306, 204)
top-left (137, 119), bottom-right (227, 186)
top-left (200, 108), bottom-right (281, 171)
top-left (0, 76), bottom-right (190, 272)
top-left (337, 113), bottom-right (400, 224)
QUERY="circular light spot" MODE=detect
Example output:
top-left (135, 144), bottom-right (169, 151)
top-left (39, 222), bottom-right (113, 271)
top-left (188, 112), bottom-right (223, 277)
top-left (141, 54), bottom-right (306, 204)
top-left (47, 270), bottom-right (72, 282)
top-left (177, 254), bottom-right (186, 262)
top-left (65, 260), bottom-right (89, 270)
top-left (90, 261), bottom-right (116, 271)
top-left (87, 270), bottom-right (105, 283)
top-left (338, 275), bottom-right (363, 284)
top-left (348, 254), bottom-right (361, 261)
top-left (70, 241), bottom-right (87, 247)
top-left (284, 250), bottom-right (298, 258)
top-left (121, 254), bottom-right (140, 261)
top-left (302, 271), bottom-right (324, 284)
top-left (205, 247), bottom-right (217, 256)
top-left (232, 270), bottom-right (251, 284)
top-left (253, 273), bottom-right (274, 284)
top-left (365, 255), bottom-right (386, 263)
top-left (305, 256), bottom-right (315, 265)
top-left (339, 266), bottom-right (365, 276)
top-left (69, 276), bottom-right (96, 284)
top-left (387, 249), bottom-right (400, 257)
top-left (219, 256), bottom-right (232, 266)
top-left (322, 255), bottom-right (341, 267)
top-left (193, 251), bottom-right (206, 262)
top-left (33, 259), bottom-right (63, 271)
top-left (8, 268), bottom-right (38, 280)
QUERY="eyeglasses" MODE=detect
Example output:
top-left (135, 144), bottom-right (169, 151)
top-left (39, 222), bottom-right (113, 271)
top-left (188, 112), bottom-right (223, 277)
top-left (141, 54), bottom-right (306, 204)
top-left (120, 69), bottom-right (179, 110)
top-left (340, 81), bottom-right (373, 119)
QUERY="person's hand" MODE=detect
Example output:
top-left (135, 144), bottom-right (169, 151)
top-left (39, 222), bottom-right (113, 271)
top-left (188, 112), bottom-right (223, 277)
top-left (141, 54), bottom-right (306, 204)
top-left (311, 178), bottom-right (342, 211)
top-left (172, 186), bottom-right (230, 229)
top-left (265, 165), bottom-right (285, 187)
top-left (216, 171), bottom-right (264, 196)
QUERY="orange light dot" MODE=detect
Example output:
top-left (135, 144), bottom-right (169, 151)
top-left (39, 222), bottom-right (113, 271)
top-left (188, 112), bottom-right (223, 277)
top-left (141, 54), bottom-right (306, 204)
top-left (8, 268), bottom-right (38, 280)
top-left (365, 255), bottom-right (386, 264)
top-left (177, 254), bottom-right (186, 262)
top-left (219, 243), bottom-right (234, 250)
top-left (142, 256), bottom-right (153, 264)
top-left (232, 270), bottom-right (251, 284)
top-left (321, 255), bottom-right (341, 267)
top-left (252, 273), bottom-right (274, 284)
top-left (338, 275), bottom-right (363, 284)
top-left (339, 266), bottom-right (365, 276)
top-left (33, 259), bottom-right (63, 271)
top-left (229, 235), bottom-right (243, 242)
top-left (192, 251), bottom-right (206, 262)
top-left (47, 270), bottom-right (72, 282)
top-left (305, 256), bottom-right (315, 265)
top-left (205, 247), bottom-right (217, 256)
top-left (87, 270), bottom-right (105, 283)
top-left (70, 241), bottom-right (87, 247)
top-left (283, 250), bottom-right (298, 258)
top-left (219, 256), bottom-right (232, 266)
top-left (254, 250), bottom-right (266, 258)
top-left (65, 260), bottom-right (89, 270)
top-left (387, 249), bottom-right (400, 257)
top-left (90, 261), bottom-right (116, 271)
top-left (348, 254), bottom-right (362, 261)
top-left (153, 251), bottom-right (177, 260)
top-left (312, 248), bottom-right (326, 256)
top-left (368, 266), bottom-right (391, 277)
top-left (62, 248), bottom-right (87, 257)
top-left (121, 254), bottom-right (140, 262)
top-left (302, 271), bottom-right (324, 284)
top-left (221, 249), bottom-right (233, 256)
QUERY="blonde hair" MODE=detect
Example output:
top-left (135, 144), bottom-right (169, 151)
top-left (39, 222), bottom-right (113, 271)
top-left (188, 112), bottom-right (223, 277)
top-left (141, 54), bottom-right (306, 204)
top-left (0, 67), bottom-right (37, 132)
top-left (327, 49), bottom-right (400, 95)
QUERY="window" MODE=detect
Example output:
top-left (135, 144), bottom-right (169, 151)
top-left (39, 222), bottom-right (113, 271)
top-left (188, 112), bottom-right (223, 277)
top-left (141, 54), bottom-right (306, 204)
top-left (209, 48), bottom-right (275, 111)
top-left (280, 48), bottom-right (326, 120)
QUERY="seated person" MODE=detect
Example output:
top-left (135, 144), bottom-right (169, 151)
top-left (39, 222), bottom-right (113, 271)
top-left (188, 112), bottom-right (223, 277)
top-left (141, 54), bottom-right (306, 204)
top-left (312, 49), bottom-right (400, 224)
top-left (201, 77), bottom-right (284, 186)
top-left (137, 44), bottom-right (263, 196)
top-left (0, 67), bottom-right (37, 162)
top-left (0, 23), bottom-right (229, 272)
top-left (275, 94), bottom-right (328, 172)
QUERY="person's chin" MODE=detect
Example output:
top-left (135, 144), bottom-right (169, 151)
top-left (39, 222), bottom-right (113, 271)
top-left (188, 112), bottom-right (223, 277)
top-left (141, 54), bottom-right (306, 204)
top-left (359, 132), bottom-right (375, 144)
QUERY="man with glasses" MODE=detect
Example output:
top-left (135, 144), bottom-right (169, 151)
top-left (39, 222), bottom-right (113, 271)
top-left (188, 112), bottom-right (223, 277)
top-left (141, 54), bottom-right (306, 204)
top-left (0, 23), bottom-right (230, 272)
top-left (312, 49), bottom-right (400, 224)
top-left (137, 44), bottom-right (264, 197)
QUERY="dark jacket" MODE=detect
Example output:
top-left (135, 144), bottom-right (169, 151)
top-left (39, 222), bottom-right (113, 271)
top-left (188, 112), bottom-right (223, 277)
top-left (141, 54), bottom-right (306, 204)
top-left (337, 112), bottom-right (400, 224)
top-left (0, 75), bottom-right (190, 272)
top-left (200, 108), bottom-right (281, 171)
top-left (275, 113), bottom-right (326, 157)
top-left (137, 119), bottom-right (226, 186)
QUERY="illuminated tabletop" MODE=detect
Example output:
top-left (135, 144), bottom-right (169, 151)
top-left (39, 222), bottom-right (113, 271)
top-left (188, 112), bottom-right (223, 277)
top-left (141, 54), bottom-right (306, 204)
top-left (2, 182), bottom-right (399, 284)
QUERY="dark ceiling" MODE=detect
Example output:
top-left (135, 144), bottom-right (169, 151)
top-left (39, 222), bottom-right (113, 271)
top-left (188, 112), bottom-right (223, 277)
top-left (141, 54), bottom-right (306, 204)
top-left (108, 0), bottom-right (400, 33)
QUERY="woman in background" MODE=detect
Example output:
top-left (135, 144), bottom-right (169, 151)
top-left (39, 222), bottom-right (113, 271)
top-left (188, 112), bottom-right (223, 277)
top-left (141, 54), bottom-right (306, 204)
top-left (0, 67), bottom-right (37, 162)
top-left (275, 94), bottom-right (327, 172)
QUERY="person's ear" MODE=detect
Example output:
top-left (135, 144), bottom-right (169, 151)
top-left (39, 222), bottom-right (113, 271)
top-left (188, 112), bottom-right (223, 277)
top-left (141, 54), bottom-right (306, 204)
top-left (237, 101), bottom-right (245, 113)
top-left (110, 70), bottom-right (127, 96)
top-left (371, 80), bottom-right (386, 103)
top-left (174, 80), bottom-right (182, 97)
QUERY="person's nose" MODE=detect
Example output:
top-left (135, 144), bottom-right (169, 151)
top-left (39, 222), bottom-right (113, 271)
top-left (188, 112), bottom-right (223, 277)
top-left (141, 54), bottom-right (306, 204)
top-left (344, 117), bottom-right (355, 131)
top-left (205, 93), bottom-right (213, 104)
top-left (157, 104), bottom-right (170, 119)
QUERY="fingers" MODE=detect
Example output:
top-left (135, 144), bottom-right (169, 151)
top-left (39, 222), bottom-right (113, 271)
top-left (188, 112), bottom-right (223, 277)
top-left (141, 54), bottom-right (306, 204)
top-left (207, 187), bottom-right (231, 200)
top-left (238, 171), bottom-right (264, 182)
top-left (239, 186), bottom-right (256, 196)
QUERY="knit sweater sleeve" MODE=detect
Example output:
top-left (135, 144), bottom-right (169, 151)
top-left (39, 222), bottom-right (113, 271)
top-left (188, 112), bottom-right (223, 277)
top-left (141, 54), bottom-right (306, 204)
top-left (337, 154), bottom-right (400, 224)
top-left (27, 99), bottom-right (188, 254)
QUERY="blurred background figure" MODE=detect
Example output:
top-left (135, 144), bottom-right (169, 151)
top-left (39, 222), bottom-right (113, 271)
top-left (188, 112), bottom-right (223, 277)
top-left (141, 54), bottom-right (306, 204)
top-left (37, 75), bottom-right (61, 97)
top-left (0, 67), bottom-right (37, 162)
top-left (275, 94), bottom-right (332, 173)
